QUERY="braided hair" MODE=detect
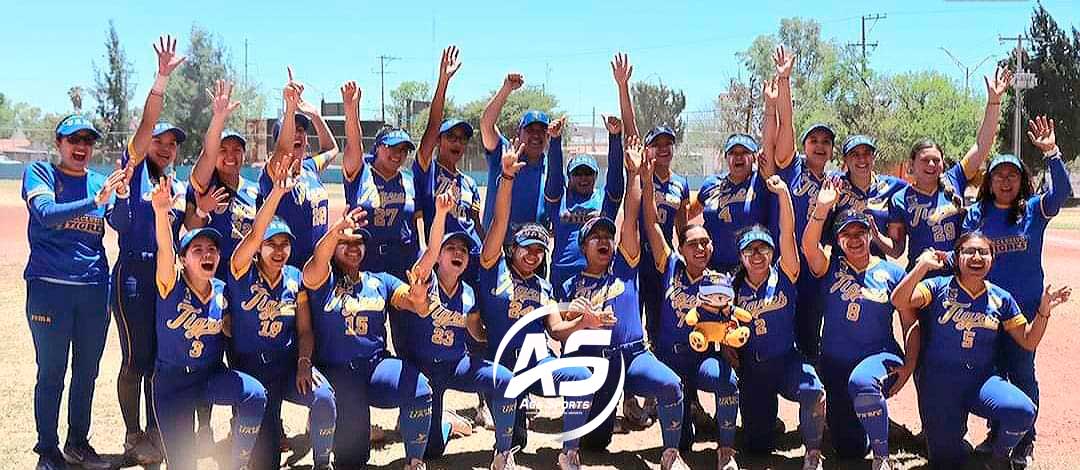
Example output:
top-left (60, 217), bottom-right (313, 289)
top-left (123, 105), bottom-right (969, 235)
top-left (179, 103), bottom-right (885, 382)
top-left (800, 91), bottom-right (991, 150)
top-left (909, 139), bottom-right (968, 221)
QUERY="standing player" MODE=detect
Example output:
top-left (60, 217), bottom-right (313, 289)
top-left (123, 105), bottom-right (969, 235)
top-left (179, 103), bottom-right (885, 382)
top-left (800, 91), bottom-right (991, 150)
top-left (480, 73), bottom-right (551, 231)
top-left (303, 208), bottom-right (434, 470)
top-left (107, 34), bottom-right (192, 464)
top-left (962, 116), bottom-right (1073, 467)
top-left (559, 142), bottom-right (690, 470)
top-left (148, 178), bottom-right (268, 470)
top-left (23, 116), bottom-right (126, 470)
top-left (545, 114), bottom-right (625, 298)
top-left (828, 135), bottom-right (908, 257)
top-left (893, 234), bottom-right (1069, 469)
top-left (261, 67), bottom-right (339, 268)
top-left (803, 183), bottom-right (920, 469)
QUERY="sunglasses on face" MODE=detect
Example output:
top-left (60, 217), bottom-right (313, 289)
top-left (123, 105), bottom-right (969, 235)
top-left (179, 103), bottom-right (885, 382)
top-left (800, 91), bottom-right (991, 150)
top-left (66, 135), bottom-right (97, 146)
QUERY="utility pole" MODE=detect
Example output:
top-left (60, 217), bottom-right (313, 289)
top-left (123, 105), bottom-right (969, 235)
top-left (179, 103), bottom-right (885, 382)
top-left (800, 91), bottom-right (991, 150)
top-left (847, 14), bottom-right (886, 75)
top-left (591, 107), bottom-right (596, 152)
top-left (377, 55), bottom-right (400, 123)
top-left (939, 48), bottom-right (994, 96)
top-left (999, 35), bottom-right (1035, 158)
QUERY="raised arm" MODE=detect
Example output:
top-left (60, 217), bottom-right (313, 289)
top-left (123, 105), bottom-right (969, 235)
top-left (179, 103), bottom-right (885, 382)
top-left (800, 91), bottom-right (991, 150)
top-left (759, 78), bottom-right (779, 178)
top-left (129, 35), bottom-right (186, 166)
top-left (107, 161), bottom-right (134, 233)
top-left (417, 46), bottom-right (461, 168)
top-left (302, 206), bottom-right (368, 289)
top-left (611, 53), bottom-right (639, 140)
top-left (773, 46), bottom-right (796, 168)
top-left (412, 192), bottom-right (455, 282)
top-left (603, 116), bottom-right (626, 208)
top-left (270, 74), bottom-right (301, 172)
top-left (1027, 116), bottom-right (1072, 217)
top-left (480, 73), bottom-right (524, 152)
top-left (395, 269), bottom-right (434, 317)
top-left (620, 138), bottom-right (644, 260)
top-left (891, 250), bottom-right (946, 311)
top-left (766, 175), bottom-right (799, 279)
top-left (802, 177), bottom-right (840, 277)
top-left (479, 142), bottom-right (526, 266)
top-left (296, 84), bottom-right (338, 172)
top-left (640, 151), bottom-right (670, 267)
top-left (231, 155), bottom-right (297, 275)
top-left (151, 176), bottom-right (178, 289)
top-left (193, 80), bottom-right (240, 192)
top-left (962, 67), bottom-right (1012, 177)
top-left (1007, 285), bottom-right (1071, 351)
top-left (340, 80), bottom-right (364, 180)
top-left (543, 117), bottom-right (568, 205)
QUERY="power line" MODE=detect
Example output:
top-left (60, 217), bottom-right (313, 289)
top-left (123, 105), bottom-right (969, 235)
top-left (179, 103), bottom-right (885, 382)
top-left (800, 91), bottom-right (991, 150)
top-left (847, 14), bottom-right (887, 75)
top-left (375, 55), bottom-right (400, 123)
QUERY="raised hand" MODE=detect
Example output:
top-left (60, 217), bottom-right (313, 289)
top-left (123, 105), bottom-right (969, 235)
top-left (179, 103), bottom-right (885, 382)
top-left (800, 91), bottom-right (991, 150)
top-left (196, 186), bottom-right (230, 216)
top-left (502, 73), bottom-right (525, 92)
top-left (207, 80), bottom-right (241, 117)
top-left (406, 269), bottom-right (433, 306)
top-left (547, 116), bottom-right (568, 139)
top-left (150, 176), bottom-right (174, 213)
top-left (283, 82), bottom-right (301, 110)
top-left (624, 135), bottom-right (644, 175)
top-left (501, 140), bottom-right (526, 177)
top-left (765, 174), bottom-right (788, 195)
top-left (602, 114), bottom-right (622, 135)
top-left (985, 66), bottom-right (1014, 101)
top-left (112, 159), bottom-right (133, 198)
top-left (816, 176), bottom-right (841, 210)
top-left (340, 81), bottom-right (361, 109)
top-left (763, 77), bottom-right (779, 106)
top-left (267, 153), bottom-right (299, 194)
top-left (1026, 115), bottom-right (1057, 153)
top-left (439, 45), bottom-right (462, 82)
top-left (154, 34), bottom-right (186, 76)
top-left (773, 45), bottom-right (793, 79)
top-left (611, 52), bottom-right (633, 86)
top-left (1040, 284), bottom-right (1072, 314)
top-left (331, 207), bottom-right (369, 237)
top-left (96, 167), bottom-right (127, 205)
top-left (916, 249), bottom-right (948, 271)
top-left (434, 192), bottom-right (456, 215)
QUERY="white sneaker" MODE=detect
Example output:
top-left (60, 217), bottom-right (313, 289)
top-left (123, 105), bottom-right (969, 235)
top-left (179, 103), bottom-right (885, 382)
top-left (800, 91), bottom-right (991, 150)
top-left (717, 447), bottom-right (738, 470)
top-left (801, 449), bottom-right (823, 470)
top-left (661, 448), bottom-right (690, 470)
top-left (871, 456), bottom-right (892, 470)
top-left (405, 457), bottom-right (427, 470)
top-left (558, 449), bottom-right (581, 470)
top-left (491, 447), bottom-right (520, 470)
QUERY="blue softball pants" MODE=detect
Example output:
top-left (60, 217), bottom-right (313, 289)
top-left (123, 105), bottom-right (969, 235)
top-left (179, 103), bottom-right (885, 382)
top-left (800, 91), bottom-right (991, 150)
top-left (418, 354), bottom-right (516, 457)
top-left (819, 351), bottom-right (902, 459)
top-left (496, 348), bottom-right (593, 451)
top-left (738, 349), bottom-right (825, 454)
top-left (657, 347), bottom-right (739, 450)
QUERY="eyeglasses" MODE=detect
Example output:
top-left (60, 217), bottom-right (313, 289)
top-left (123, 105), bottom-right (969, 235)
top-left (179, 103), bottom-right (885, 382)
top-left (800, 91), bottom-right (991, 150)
top-left (442, 133), bottom-right (469, 144)
top-left (740, 245), bottom-right (773, 257)
top-left (66, 134), bottom-right (97, 146)
top-left (959, 247), bottom-right (991, 256)
top-left (682, 239), bottom-right (710, 249)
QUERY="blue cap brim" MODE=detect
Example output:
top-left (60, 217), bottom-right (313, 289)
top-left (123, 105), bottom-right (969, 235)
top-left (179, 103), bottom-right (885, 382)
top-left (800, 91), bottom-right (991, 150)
top-left (439, 120), bottom-right (474, 138)
top-left (738, 230), bottom-right (776, 251)
top-left (441, 231), bottom-right (475, 250)
top-left (153, 126), bottom-right (187, 143)
top-left (578, 217), bottom-right (617, 246)
top-left (381, 136), bottom-right (416, 150)
top-left (800, 124), bottom-right (835, 144)
top-left (988, 155), bottom-right (1023, 174)
top-left (568, 160), bottom-right (599, 174)
top-left (645, 127), bottom-right (676, 146)
top-left (179, 228), bottom-right (223, 253)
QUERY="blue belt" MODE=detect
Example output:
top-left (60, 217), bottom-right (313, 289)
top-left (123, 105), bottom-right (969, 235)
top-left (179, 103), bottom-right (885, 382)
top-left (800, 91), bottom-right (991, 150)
top-left (601, 340), bottom-right (649, 359)
top-left (236, 348), bottom-right (296, 366)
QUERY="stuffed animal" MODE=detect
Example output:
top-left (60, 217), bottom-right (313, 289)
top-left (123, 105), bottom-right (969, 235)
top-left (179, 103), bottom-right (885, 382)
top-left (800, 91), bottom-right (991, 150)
top-left (685, 280), bottom-right (753, 352)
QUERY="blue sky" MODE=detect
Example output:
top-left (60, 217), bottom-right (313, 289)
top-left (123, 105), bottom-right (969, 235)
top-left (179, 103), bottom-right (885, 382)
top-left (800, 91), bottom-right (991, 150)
top-left (2, 0), bottom-right (1075, 125)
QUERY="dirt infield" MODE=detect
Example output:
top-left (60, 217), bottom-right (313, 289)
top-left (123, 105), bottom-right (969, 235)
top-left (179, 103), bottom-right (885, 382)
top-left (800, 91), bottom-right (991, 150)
top-left (2, 179), bottom-right (1079, 469)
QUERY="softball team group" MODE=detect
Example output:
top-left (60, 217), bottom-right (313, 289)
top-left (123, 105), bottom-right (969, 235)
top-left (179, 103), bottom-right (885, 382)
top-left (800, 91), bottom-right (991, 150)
top-left (23, 34), bottom-right (1074, 470)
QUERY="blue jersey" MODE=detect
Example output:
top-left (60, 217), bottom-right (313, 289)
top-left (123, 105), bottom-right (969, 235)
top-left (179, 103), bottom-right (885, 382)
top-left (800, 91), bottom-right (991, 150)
top-left (642, 172), bottom-right (690, 251)
top-left (737, 265), bottom-right (799, 362)
top-left (817, 255), bottom-right (904, 363)
top-left (227, 262), bottom-right (304, 356)
top-left (776, 155), bottom-right (828, 245)
top-left (344, 159), bottom-right (417, 247)
top-left (482, 135), bottom-right (547, 234)
top-left (963, 156), bottom-right (1072, 315)
top-left (561, 248), bottom-right (644, 347)
top-left (110, 142), bottom-right (187, 258)
top-left (258, 157), bottom-right (329, 267)
top-left (156, 270), bottom-right (228, 369)
top-left (306, 270), bottom-right (407, 365)
top-left (653, 250), bottom-right (732, 353)
top-left (889, 163), bottom-right (970, 259)
top-left (403, 273), bottom-right (478, 361)
top-left (477, 255), bottom-right (556, 359)
top-left (188, 173), bottom-right (258, 279)
top-left (21, 162), bottom-right (109, 284)
top-left (829, 172), bottom-right (907, 254)
top-left (916, 276), bottom-right (1027, 371)
top-left (413, 158), bottom-right (482, 257)
top-left (697, 172), bottom-right (771, 271)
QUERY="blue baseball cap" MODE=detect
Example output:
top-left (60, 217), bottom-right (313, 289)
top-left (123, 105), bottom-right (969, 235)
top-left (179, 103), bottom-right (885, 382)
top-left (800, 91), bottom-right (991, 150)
top-left (439, 118), bottom-right (474, 138)
top-left (513, 224), bottom-right (551, 250)
top-left (842, 135), bottom-right (876, 156)
top-left (832, 210), bottom-right (871, 236)
top-left (152, 122), bottom-right (187, 143)
top-left (800, 123), bottom-right (836, 145)
top-left (723, 133), bottom-right (760, 154)
top-left (271, 113), bottom-right (313, 143)
top-left (988, 154), bottom-right (1023, 174)
top-left (221, 129), bottom-right (247, 148)
top-left (441, 231), bottom-right (476, 250)
top-left (376, 129), bottom-right (416, 150)
top-left (518, 110), bottom-right (550, 129)
top-left (55, 115), bottom-right (102, 139)
top-left (263, 217), bottom-right (294, 242)
top-left (644, 126), bottom-right (676, 146)
top-left (567, 155), bottom-right (599, 175)
top-left (738, 228), bottom-right (776, 251)
top-left (578, 216), bottom-right (617, 247)
top-left (179, 227), bottom-right (223, 254)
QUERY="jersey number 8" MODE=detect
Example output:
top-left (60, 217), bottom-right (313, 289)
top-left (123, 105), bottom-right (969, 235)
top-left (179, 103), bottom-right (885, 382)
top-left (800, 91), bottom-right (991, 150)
top-left (846, 303), bottom-right (861, 322)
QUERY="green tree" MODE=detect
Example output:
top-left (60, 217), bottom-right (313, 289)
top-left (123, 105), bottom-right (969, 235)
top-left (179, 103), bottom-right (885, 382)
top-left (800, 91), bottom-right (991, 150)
top-left (631, 82), bottom-right (686, 143)
top-left (92, 20), bottom-right (134, 154)
top-left (389, 80), bottom-right (430, 130)
top-left (876, 71), bottom-right (982, 164)
top-left (459, 86), bottom-right (559, 167)
top-left (999, 3), bottom-right (1079, 164)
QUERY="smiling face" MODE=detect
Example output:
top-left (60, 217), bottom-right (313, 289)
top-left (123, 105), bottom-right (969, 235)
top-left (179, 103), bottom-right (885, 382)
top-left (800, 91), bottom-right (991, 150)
top-left (518, 122), bottom-right (548, 158)
top-left (437, 238), bottom-right (470, 279)
top-left (56, 132), bottom-right (97, 173)
top-left (217, 138), bottom-right (245, 174)
top-left (438, 128), bottom-right (470, 164)
top-left (956, 235), bottom-right (993, 280)
top-left (837, 223), bottom-right (871, 262)
top-left (509, 243), bottom-right (546, 276)
top-left (570, 166), bottom-right (597, 196)
top-left (258, 234), bottom-right (292, 274)
top-left (182, 236), bottom-right (221, 282)
top-left (376, 142), bottom-right (412, 172)
top-left (802, 129), bottom-right (834, 171)
top-left (739, 240), bottom-right (774, 279)
top-left (149, 132), bottom-right (179, 171)
top-left (291, 125), bottom-right (308, 154)
top-left (648, 135), bottom-right (675, 168)
top-left (990, 164), bottom-right (1022, 206)
top-left (679, 226), bottom-right (712, 273)
top-left (725, 146), bottom-right (754, 182)
top-left (911, 146), bottom-right (945, 188)
top-left (581, 226), bottom-right (615, 267)
top-left (844, 145), bottom-right (875, 181)
top-left (333, 238), bottom-right (366, 273)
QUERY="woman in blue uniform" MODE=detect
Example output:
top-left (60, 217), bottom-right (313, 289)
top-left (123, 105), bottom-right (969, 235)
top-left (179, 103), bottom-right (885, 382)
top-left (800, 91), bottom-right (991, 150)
top-left (961, 116), bottom-right (1073, 466)
top-left (640, 152), bottom-right (741, 470)
top-left (892, 233), bottom-right (1070, 469)
top-left (226, 155), bottom-right (336, 468)
top-left (107, 34), bottom-right (193, 464)
top-left (827, 135), bottom-right (908, 257)
top-left (803, 180), bottom-right (920, 469)
top-left (149, 178), bottom-right (267, 470)
top-left (559, 141), bottom-right (690, 470)
top-left (302, 207), bottom-right (434, 470)
top-left (885, 67), bottom-right (1011, 266)
top-left (23, 116), bottom-right (126, 470)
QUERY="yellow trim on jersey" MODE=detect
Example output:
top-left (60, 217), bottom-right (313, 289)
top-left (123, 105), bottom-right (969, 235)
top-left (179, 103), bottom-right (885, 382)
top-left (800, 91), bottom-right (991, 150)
top-left (258, 264), bottom-right (283, 289)
top-left (230, 253), bottom-right (252, 280)
top-left (480, 251), bottom-right (501, 271)
top-left (157, 260), bottom-right (179, 299)
top-left (914, 282), bottom-right (933, 309)
top-left (182, 270), bottom-right (216, 305)
top-left (1003, 314), bottom-right (1028, 330)
top-left (959, 155), bottom-right (982, 182)
top-left (126, 138), bottom-right (139, 160)
top-left (654, 246), bottom-right (672, 273)
top-left (302, 265), bottom-right (332, 291)
top-left (342, 163), bottom-right (360, 183)
top-left (958, 280), bottom-right (987, 300)
top-left (619, 243), bottom-right (640, 268)
top-left (390, 284), bottom-right (411, 310)
top-left (296, 289), bottom-right (308, 304)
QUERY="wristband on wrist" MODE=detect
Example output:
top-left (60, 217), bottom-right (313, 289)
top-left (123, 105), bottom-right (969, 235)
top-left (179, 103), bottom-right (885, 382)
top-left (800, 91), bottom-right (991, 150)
top-left (501, 173), bottom-right (514, 181)
top-left (1042, 146), bottom-right (1061, 158)
top-left (810, 213), bottom-right (827, 221)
